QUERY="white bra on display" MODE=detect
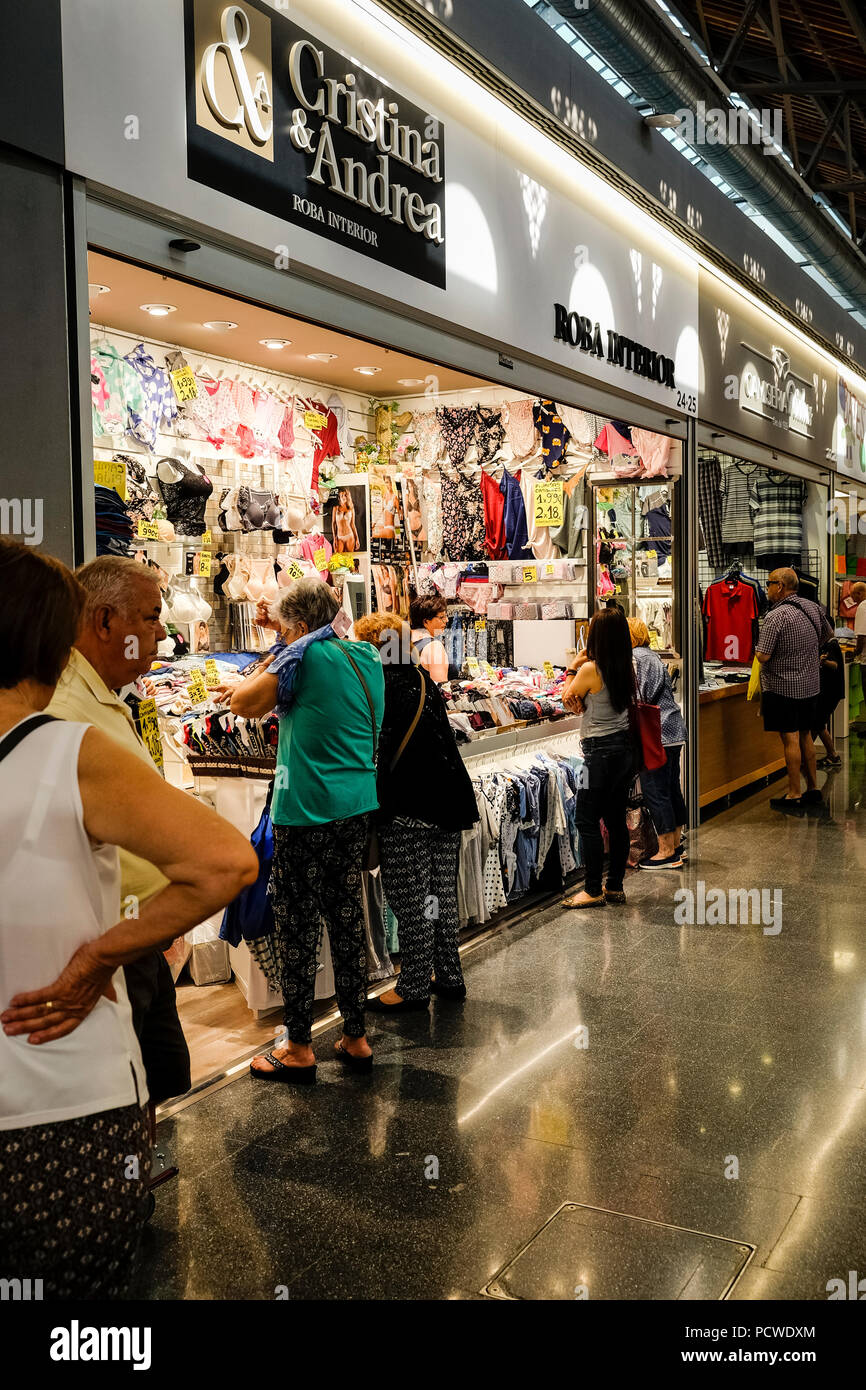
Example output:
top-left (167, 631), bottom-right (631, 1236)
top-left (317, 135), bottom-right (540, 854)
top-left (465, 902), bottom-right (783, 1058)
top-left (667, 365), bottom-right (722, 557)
top-left (223, 554), bottom-right (249, 602)
top-left (243, 557), bottom-right (279, 605)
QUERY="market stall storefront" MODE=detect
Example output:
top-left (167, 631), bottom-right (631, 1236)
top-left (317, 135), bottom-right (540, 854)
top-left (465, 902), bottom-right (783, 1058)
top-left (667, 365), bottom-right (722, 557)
top-left (64, 0), bottom-right (698, 1092)
top-left (695, 268), bottom-right (836, 812)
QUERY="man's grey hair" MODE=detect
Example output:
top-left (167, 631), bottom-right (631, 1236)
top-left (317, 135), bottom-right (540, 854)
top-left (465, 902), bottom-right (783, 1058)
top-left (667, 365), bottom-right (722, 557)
top-left (273, 578), bottom-right (339, 633)
top-left (74, 556), bottom-right (159, 619)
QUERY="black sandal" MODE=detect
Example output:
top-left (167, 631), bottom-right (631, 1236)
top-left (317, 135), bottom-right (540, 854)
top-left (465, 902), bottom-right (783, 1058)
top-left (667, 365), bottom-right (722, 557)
top-left (249, 1051), bottom-right (317, 1085)
top-left (334, 1039), bottom-right (374, 1073)
top-left (604, 888), bottom-right (627, 904)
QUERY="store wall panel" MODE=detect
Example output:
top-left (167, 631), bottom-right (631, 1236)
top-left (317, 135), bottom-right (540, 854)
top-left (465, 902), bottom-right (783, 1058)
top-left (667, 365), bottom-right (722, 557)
top-left (62, 0), bottom-right (698, 416)
top-left (0, 153), bottom-right (76, 564)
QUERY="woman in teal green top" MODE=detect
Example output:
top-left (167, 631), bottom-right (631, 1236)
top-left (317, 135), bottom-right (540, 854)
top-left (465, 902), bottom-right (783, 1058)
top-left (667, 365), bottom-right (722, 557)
top-left (231, 579), bottom-right (384, 1083)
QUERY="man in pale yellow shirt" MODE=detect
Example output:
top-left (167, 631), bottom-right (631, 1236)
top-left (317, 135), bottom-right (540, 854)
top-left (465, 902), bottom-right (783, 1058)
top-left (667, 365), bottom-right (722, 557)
top-left (48, 557), bottom-right (191, 1104)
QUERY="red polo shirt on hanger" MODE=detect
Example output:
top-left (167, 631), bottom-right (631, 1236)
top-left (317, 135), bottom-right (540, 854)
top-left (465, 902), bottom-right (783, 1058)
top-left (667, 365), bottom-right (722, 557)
top-left (703, 579), bottom-right (758, 664)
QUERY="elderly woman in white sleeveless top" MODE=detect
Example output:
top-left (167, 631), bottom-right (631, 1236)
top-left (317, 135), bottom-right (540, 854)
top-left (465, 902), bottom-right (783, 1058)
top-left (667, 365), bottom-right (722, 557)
top-left (0, 540), bottom-right (256, 1299)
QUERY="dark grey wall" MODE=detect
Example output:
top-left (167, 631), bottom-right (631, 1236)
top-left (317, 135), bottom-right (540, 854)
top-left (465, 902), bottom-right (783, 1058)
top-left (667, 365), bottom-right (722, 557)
top-left (410, 0), bottom-right (866, 367)
top-left (0, 0), bottom-right (76, 564)
top-left (0, 152), bottom-right (77, 564)
top-left (0, 0), bottom-right (64, 163)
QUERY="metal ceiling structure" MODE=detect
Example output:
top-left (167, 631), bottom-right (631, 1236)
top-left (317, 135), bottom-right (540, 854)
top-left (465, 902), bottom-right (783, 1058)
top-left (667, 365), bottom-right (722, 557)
top-left (671, 0), bottom-right (866, 242)
top-left (541, 0), bottom-right (866, 318)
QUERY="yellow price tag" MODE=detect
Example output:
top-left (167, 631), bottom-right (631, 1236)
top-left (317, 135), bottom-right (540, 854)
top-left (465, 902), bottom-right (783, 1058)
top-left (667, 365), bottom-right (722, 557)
top-left (522, 565), bottom-right (538, 584)
top-left (187, 670), bottom-right (208, 704)
top-left (94, 458), bottom-right (127, 500)
top-left (194, 552), bottom-right (212, 577)
top-left (313, 547), bottom-right (329, 571)
top-left (284, 560), bottom-right (304, 580)
top-left (170, 365), bottom-right (199, 403)
top-left (204, 659), bottom-right (220, 688)
top-left (304, 410), bottom-right (328, 430)
top-left (484, 662), bottom-right (497, 679)
top-left (474, 618), bottom-right (486, 631)
top-left (534, 480), bottom-right (564, 529)
top-left (136, 698), bottom-right (164, 770)
top-left (201, 530), bottom-right (212, 548)
top-left (137, 519), bottom-right (159, 541)
top-left (467, 658), bottom-right (481, 676)
top-left (649, 631), bottom-right (661, 650)
top-left (543, 562), bottom-right (557, 578)
top-left (543, 661), bottom-right (556, 681)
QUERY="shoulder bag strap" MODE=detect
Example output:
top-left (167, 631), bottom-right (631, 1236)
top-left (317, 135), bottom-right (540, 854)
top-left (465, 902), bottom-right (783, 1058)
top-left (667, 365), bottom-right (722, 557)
top-left (338, 645), bottom-right (379, 760)
top-left (390, 669), bottom-right (427, 774)
top-left (0, 714), bottom-right (57, 766)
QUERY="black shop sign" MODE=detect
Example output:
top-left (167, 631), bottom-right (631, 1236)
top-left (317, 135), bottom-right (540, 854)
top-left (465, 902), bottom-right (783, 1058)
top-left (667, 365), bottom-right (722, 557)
top-left (185, 0), bottom-right (446, 286)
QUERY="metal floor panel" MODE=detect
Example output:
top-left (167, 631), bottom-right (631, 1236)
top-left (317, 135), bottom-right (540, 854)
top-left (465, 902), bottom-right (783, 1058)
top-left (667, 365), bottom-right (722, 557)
top-left (483, 1203), bottom-right (754, 1301)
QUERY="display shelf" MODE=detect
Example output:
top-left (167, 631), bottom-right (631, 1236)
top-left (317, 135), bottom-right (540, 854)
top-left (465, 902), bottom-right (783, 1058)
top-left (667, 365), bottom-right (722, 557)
top-left (459, 714), bottom-right (581, 762)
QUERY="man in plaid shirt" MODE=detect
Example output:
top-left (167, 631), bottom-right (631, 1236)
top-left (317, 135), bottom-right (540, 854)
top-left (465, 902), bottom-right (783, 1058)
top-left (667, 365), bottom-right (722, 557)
top-left (756, 568), bottom-right (833, 809)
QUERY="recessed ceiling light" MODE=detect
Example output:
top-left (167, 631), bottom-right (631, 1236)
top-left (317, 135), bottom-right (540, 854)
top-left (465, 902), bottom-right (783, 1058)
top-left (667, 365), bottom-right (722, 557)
top-left (140, 303), bottom-right (177, 317)
top-left (202, 320), bottom-right (238, 332)
top-left (259, 337), bottom-right (291, 350)
top-left (88, 283), bottom-right (111, 296)
top-left (397, 377), bottom-right (424, 386)
top-left (307, 352), bottom-right (338, 362)
top-left (354, 366), bottom-right (382, 376)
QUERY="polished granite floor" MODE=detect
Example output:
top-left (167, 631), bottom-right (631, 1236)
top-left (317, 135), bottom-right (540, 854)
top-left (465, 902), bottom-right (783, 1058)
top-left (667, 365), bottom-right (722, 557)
top-left (134, 739), bottom-right (866, 1300)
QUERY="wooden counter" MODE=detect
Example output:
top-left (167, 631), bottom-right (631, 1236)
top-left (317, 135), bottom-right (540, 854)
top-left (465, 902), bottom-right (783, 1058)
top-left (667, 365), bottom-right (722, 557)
top-left (699, 683), bottom-right (785, 807)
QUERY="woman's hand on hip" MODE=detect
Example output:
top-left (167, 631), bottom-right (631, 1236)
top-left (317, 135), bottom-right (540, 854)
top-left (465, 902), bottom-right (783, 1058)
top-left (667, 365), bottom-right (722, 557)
top-left (1, 942), bottom-right (117, 1044)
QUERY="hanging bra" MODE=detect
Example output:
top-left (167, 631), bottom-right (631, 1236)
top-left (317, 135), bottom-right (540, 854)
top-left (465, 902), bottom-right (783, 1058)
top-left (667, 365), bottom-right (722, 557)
top-left (237, 487), bottom-right (285, 532)
top-left (156, 458), bottom-right (213, 537)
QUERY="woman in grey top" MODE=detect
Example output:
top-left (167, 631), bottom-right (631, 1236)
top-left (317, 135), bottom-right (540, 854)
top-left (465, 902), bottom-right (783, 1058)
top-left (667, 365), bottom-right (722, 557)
top-left (560, 607), bottom-right (636, 908)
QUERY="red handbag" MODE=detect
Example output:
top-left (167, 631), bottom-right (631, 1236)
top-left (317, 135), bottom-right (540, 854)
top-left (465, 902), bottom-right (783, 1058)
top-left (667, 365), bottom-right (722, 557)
top-left (629, 664), bottom-right (667, 772)
top-left (632, 700), bottom-right (666, 771)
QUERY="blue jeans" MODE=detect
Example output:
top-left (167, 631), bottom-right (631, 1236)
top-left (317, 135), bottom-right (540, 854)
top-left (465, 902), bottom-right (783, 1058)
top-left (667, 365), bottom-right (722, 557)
top-left (640, 745), bottom-right (687, 837)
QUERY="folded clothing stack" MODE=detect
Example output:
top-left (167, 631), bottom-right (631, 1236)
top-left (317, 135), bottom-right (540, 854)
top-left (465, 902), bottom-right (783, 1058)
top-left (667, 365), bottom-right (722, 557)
top-left (514, 602), bottom-right (540, 620)
top-left (95, 484), bottom-right (134, 557)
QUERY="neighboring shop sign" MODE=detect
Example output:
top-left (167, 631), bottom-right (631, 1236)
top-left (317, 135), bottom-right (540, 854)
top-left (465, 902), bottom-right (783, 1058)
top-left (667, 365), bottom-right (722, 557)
top-left (835, 375), bottom-right (866, 480)
top-left (186, 0), bottom-right (446, 286)
top-left (699, 269), bottom-right (834, 468)
top-left (553, 304), bottom-right (680, 399)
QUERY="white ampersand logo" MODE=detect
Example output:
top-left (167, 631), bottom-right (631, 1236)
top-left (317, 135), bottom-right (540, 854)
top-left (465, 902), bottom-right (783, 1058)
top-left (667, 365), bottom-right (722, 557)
top-left (290, 108), bottom-right (316, 153)
top-left (202, 5), bottom-right (273, 146)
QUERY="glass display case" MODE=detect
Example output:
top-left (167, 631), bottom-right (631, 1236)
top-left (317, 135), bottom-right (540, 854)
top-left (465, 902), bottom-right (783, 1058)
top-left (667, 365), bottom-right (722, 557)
top-left (592, 480), bottom-right (676, 655)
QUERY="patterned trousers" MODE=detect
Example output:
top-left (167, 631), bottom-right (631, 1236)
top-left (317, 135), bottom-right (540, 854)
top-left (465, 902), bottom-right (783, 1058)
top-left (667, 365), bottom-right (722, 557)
top-left (379, 825), bottom-right (465, 1001)
top-left (270, 815), bottom-right (369, 1043)
top-left (0, 1102), bottom-right (150, 1299)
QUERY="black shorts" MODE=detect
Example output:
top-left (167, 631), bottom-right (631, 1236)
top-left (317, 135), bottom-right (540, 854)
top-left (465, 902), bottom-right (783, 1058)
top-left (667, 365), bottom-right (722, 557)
top-left (762, 692), bottom-right (819, 734)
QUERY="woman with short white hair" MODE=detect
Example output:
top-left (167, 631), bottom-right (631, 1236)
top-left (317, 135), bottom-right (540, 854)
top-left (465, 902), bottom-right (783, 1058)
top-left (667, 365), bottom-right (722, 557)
top-left (231, 579), bottom-right (385, 1083)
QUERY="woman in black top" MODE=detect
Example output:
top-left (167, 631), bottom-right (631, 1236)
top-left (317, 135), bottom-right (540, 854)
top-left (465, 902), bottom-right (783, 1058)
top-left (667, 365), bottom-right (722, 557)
top-left (813, 637), bottom-right (846, 769)
top-left (355, 615), bottom-right (479, 1012)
